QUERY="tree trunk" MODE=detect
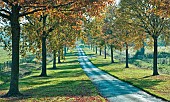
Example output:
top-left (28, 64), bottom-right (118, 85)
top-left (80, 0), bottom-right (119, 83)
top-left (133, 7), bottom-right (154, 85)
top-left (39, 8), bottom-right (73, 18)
top-left (125, 43), bottom-right (129, 68)
top-left (5, 5), bottom-right (22, 97)
top-left (134, 47), bottom-right (145, 58)
top-left (67, 47), bottom-right (69, 52)
top-left (104, 45), bottom-right (107, 59)
top-left (91, 43), bottom-right (93, 50)
top-left (40, 15), bottom-right (47, 77)
top-left (140, 46), bottom-right (145, 55)
top-left (96, 46), bottom-right (97, 54)
top-left (99, 47), bottom-right (102, 56)
top-left (53, 50), bottom-right (57, 69)
top-left (58, 50), bottom-right (61, 63)
top-left (61, 48), bottom-right (64, 59)
top-left (40, 35), bottom-right (47, 76)
top-left (64, 45), bottom-right (67, 56)
top-left (153, 37), bottom-right (159, 75)
top-left (141, 39), bottom-right (145, 56)
top-left (110, 45), bottom-right (114, 63)
top-left (93, 45), bottom-right (95, 52)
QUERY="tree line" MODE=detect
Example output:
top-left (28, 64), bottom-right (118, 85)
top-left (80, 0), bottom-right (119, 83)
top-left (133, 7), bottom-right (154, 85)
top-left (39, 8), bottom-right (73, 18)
top-left (0, 0), bottom-right (114, 97)
top-left (81, 0), bottom-right (170, 76)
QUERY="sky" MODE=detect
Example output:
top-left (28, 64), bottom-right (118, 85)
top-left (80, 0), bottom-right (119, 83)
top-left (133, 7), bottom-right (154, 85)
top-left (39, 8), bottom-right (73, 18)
top-left (116, 0), bottom-right (121, 5)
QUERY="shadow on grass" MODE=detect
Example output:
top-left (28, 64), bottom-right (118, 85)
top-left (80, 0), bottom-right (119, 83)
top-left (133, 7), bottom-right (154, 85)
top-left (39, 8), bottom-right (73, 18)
top-left (31, 75), bottom-right (52, 78)
top-left (0, 80), bottom-right (10, 90)
top-left (0, 50), bottom-right (99, 100)
top-left (0, 72), bottom-right (10, 84)
top-left (143, 75), bottom-right (153, 78)
top-left (20, 80), bottom-right (52, 86)
top-left (144, 52), bottom-right (170, 59)
top-left (125, 77), bottom-right (164, 89)
top-left (53, 70), bottom-right (84, 78)
top-left (20, 63), bottom-right (37, 69)
top-left (24, 80), bottom-right (97, 97)
top-left (48, 64), bottom-right (80, 70)
top-left (0, 80), bottom-right (98, 101)
top-left (93, 63), bottom-right (112, 68)
top-left (65, 52), bottom-right (78, 57)
top-left (62, 60), bottom-right (78, 64)
top-left (86, 54), bottom-right (96, 57)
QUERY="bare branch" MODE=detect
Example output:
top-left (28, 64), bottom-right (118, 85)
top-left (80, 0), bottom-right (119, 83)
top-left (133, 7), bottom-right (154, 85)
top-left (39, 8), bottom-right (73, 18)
top-left (2, 0), bottom-right (9, 4)
top-left (0, 9), bottom-right (11, 15)
top-left (47, 27), bottom-right (54, 34)
top-left (19, 8), bottom-right (44, 17)
top-left (22, 1), bottom-right (74, 8)
top-left (0, 12), bottom-right (10, 19)
top-left (19, 1), bottom-right (74, 17)
top-left (1, 0), bottom-right (13, 6)
top-left (25, 16), bottom-right (34, 25)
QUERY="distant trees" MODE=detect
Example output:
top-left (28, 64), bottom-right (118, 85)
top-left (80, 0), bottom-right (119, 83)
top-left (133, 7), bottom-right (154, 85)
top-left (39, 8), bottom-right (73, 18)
top-left (102, 8), bottom-right (115, 63)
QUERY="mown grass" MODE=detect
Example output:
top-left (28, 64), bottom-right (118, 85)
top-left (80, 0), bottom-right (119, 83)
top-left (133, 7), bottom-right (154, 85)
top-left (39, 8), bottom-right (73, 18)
top-left (0, 50), bottom-right (107, 102)
top-left (0, 47), bottom-right (39, 85)
top-left (0, 47), bottom-right (11, 63)
top-left (83, 47), bottom-right (170, 101)
top-left (101, 46), bottom-right (170, 74)
top-left (0, 47), bottom-right (11, 84)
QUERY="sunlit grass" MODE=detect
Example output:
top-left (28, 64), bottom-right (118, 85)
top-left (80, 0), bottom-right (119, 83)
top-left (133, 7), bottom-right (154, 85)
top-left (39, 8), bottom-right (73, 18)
top-left (0, 50), bottom-right (107, 102)
top-left (0, 47), bottom-right (11, 64)
top-left (96, 46), bottom-right (170, 74)
top-left (84, 47), bottom-right (170, 101)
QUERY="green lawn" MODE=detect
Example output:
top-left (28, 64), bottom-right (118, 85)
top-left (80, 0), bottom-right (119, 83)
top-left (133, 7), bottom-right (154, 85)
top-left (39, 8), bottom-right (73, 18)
top-left (83, 47), bottom-right (170, 101)
top-left (0, 47), bottom-right (38, 85)
top-left (0, 50), bottom-right (107, 102)
top-left (0, 47), bottom-right (11, 65)
top-left (97, 46), bottom-right (170, 74)
top-left (0, 47), bottom-right (11, 84)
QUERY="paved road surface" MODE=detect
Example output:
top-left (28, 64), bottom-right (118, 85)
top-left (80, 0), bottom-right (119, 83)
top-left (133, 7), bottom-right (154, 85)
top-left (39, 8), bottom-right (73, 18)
top-left (77, 47), bottom-right (166, 102)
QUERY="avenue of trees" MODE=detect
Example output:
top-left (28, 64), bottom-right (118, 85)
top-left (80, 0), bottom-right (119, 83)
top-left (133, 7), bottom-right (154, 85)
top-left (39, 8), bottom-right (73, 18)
top-left (0, 0), bottom-right (169, 98)
top-left (0, 0), bottom-right (114, 97)
top-left (82, 0), bottom-right (170, 76)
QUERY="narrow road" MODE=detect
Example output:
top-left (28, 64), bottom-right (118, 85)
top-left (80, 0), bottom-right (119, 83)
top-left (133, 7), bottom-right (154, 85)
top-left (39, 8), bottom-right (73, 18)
top-left (77, 47), bottom-right (166, 102)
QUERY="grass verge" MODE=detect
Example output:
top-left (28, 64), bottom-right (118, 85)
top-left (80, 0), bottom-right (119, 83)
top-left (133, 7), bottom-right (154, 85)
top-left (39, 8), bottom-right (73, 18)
top-left (0, 49), bottom-right (107, 102)
top-left (83, 47), bottom-right (170, 101)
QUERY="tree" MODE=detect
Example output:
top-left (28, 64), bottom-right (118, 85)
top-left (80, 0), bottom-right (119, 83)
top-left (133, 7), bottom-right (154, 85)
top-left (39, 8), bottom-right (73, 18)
top-left (105, 4), bottom-right (146, 68)
top-left (23, 13), bottom-right (56, 76)
top-left (82, 14), bottom-right (105, 55)
top-left (102, 6), bottom-right (116, 63)
top-left (119, 0), bottom-right (170, 75)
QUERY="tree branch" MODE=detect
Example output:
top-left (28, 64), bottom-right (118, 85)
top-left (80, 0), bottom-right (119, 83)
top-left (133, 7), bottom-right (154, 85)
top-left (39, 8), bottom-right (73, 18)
top-left (19, 8), bottom-right (44, 17)
top-left (47, 27), bottom-right (54, 34)
top-left (19, 1), bottom-right (74, 17)
top-left (25, 16), bottom-right (34, 25)
top-left (0, 12), bottom-right (10, 19)
top-left (0, 9), bottom-right (11, 15)
top-left (2, 0), bottom-right (9, 4)
top-left (2, 0), bottom-right (13, 6)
